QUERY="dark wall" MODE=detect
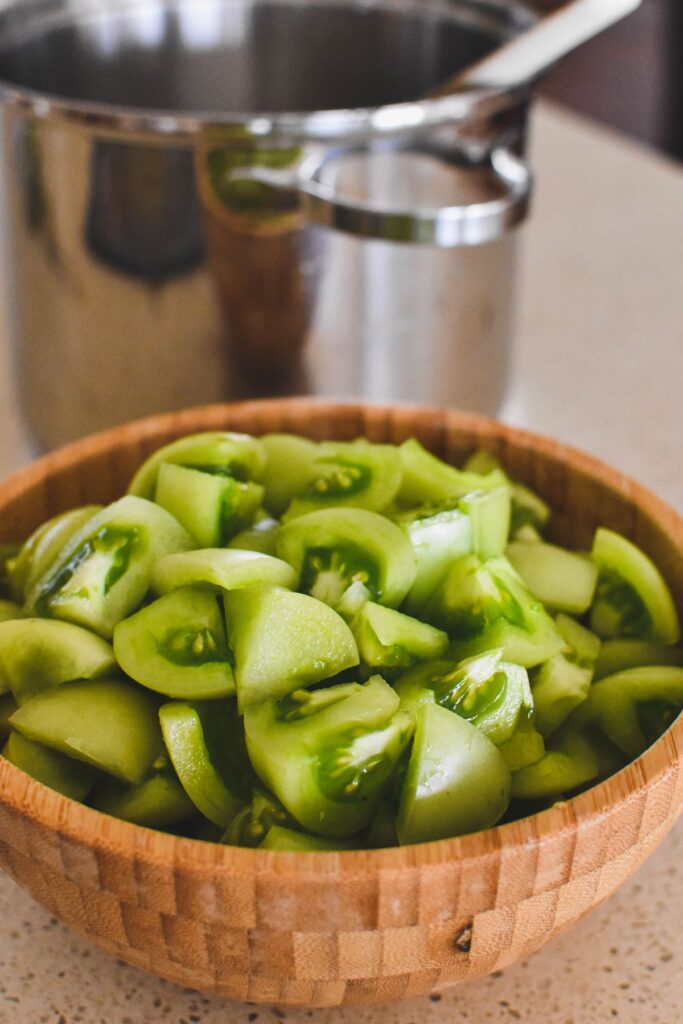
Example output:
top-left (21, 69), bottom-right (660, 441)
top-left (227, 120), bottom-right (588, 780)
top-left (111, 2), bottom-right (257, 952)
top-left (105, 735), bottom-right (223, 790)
top-left (535, 0), bottom-right (681, 159)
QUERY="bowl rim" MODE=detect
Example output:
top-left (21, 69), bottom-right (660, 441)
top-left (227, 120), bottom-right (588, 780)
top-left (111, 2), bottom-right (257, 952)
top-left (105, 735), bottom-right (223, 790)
top-left (0, 397), bottom-right (681, 874)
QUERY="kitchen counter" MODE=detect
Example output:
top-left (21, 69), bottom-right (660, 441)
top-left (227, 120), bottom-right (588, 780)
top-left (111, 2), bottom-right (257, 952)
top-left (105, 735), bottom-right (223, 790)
top-left (0, 101), bottom-right (681, 1023)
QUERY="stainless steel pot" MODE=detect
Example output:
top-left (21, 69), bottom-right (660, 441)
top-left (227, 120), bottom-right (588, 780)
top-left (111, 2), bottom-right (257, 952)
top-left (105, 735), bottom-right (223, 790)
top-left (0, 0), bottom-right (535, 449)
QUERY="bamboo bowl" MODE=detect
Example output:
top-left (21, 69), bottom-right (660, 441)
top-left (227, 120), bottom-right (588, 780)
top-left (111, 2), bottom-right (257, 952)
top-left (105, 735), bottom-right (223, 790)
top-left (0, 399), bottom-right (681, 1008)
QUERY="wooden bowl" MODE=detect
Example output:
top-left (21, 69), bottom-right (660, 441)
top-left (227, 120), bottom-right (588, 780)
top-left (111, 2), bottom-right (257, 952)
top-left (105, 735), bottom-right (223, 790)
top-left (0, 399), bottom-right (681, 1008)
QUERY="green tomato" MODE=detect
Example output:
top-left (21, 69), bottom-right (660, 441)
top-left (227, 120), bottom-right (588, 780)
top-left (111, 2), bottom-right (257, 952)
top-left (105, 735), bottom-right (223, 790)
top-left (128, 432), bottom-right (267, 498)
top-left (277, 507), bottom-right (416, 609)
top-left (444, 557), bottom-right (565, 669)
top-left (113, 587), bottom-right (235, 700)
top-left (569, 665), bottom-right (683, 758)
top-left (10, 678), bottom-right (163, 785)
top-left (244, 676), bottom-right (413, 837)
top-left (159, 700), bottom-right (246, 827)
top-left (228, 515), bottom-right (280, 556)
top-left (224, 585), bottom-right (359, 709)
top-left (590, 528), bottom-right (680, 643)
top-left (154, 462), bottom-right (263, 547)
top-left (460, 485), bottom-right (512, 560)
top-left (498, 716), bottom-right (546, 771)
top-left (0, 618), bottom-right (115, 704)
top-left (510, 724), bottom-right (602, 801)
top-left (395, 649), bottom-right (531, 748)
top-left (594, 638), bottom-right (683, 680)
top-left (4, 507), bottom-right (101, 603)
top-left (507, 541), bottom-right (598, 615)
top-left (25, 496), bottom-right (193, 638)
top-left (283, 440), bottom-right (403, 519)
top-left (395, 506), bottom-right (473, 615)
top-left (261, 434), bottom-right (319, 517)
top-left (152, 548), bottom-right (297, 596)
top-left (397, 702), bottom-right (511, 844)
top-left (397, 438), bottom-right (506, 506)
top-left (222, 786), bottom-right (295, 847)
top-left (352, 602), bottom-right (448, 675)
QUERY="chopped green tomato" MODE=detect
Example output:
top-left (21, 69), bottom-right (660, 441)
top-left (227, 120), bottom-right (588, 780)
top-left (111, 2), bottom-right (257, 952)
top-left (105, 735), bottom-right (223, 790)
top-left (530, 614), bottom-right (600, 739)
top-left (92, 772), bottom-right (195, 828)
top-left (594, 638), bottom-right (683, 681)
top-left (154, 462), bottom-right (263, 546)
top-left (460, 485), bottom-right (512, 559)
top-left (0, 618), bottom-right (115, 704)
top-left (4, 731), bottom-right (97, 801)
top-left (440, 556), bottom-right (565, 669)
top-left (25, 496), bottom-right (193, 638)
top-left (499, 717), bottom-right (545, 771)
top-left (228, 515), bottom-right (280, 556)
top-left (352, 602), bottom-right (448, 674)
top-left (5, 508), bottom-right (102, 602)
top-left (152, 548), bottom-right (297, 596)
top-left (590, 528), bottom-right (680, 643)
top-left (261, 434), bottom-right (319, 517)
top-left (244, 676), bottom-right (412, 837)
top-left (128, 432), bottom-right (267, 498)
top-left (461, 450), bottom-right (501, 476)
top-left (0, 599), bottom-right (21, 623)
top-left (277, 508), bottom-right (416, 609)
top-left (395, 651), bottom-right (532, 748)
top-left (221, 786), bottom-right (294, 847)
top-left (224, 586), bottom-right (359, 709)
top-left (397, 438), bottom-right (506, 506)
top-left (337, 580), bottom-right (372, 620)
top-left (10, 506), bottom-right (103, 603)
top-left (10, 678), bottom-right (163, 784)
top-left (260, 826), bottom-right (354, 851)
top-left (397, 506), bottom-right (473, 615)
top-left (463, 450), bottom-right (550, 535)
top-left (159, 701), bottom-right (245, 826)
top-left (511, 725), bottom-right (601, 800)
top-left (113, 587), bottom-right (234, 700)
top-left (509, 483), bottom-right (551, 536)
top-left (283, 440), bottom-right (403, 519)
top-left (397, 702), bottom-right (511, 844)
top-left (507, 541), bottom-right (598, 615)
top-left (6, 527), bottom-right (51, 602)
top-left (0, 693), bottom-right (17, 742)
top-left (531, 653), bottom-right (593, 738)
top-left (570, 666), bottom-right (683, 758)
top-left (555, 613), bottom-right (602, 666)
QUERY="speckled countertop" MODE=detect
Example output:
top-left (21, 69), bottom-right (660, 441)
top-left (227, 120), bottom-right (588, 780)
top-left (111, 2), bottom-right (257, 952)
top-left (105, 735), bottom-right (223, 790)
top-left (0, 102), bottom-right (681, 1022)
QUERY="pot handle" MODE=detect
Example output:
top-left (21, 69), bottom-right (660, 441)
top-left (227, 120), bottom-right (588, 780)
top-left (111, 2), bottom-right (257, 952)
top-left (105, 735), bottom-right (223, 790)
top-left (240, 147), bottom-right (532, 247)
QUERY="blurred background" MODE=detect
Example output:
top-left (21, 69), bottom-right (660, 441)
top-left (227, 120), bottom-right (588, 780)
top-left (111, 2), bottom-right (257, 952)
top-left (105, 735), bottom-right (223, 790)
top-left (536, 0), bottom-right (682, 160)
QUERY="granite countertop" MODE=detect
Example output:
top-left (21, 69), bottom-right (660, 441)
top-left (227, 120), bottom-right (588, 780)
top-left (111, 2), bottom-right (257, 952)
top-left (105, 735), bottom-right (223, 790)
top-left (0, 101), bottom-right (681, 1022)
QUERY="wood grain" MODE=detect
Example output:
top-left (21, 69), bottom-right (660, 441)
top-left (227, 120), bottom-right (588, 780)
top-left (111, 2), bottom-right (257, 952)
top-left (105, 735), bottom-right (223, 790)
top-left (0, 399), bottom-right (681, 1006)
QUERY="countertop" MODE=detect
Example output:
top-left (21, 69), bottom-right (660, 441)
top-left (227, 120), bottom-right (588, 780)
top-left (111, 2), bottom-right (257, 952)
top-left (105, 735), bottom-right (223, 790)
top-left (0, 102), bottom-right (681, 1022)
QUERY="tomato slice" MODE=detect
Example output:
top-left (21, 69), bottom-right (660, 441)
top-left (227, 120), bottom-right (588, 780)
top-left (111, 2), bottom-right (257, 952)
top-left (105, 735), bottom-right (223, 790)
top-left (397, 702), bottom-right (511, 844)
top-left (590, 528), bottom-right (680, 644)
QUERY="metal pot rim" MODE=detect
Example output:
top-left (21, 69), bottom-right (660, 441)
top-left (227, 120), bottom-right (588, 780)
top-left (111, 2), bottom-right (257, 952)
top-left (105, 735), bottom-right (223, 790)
top-left (0, 80), bottom-right (532, 141)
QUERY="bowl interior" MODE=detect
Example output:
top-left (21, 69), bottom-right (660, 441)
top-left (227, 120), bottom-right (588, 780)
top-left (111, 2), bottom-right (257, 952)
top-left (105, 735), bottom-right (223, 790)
top-left (0, 0), bottom-right (531, 115)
